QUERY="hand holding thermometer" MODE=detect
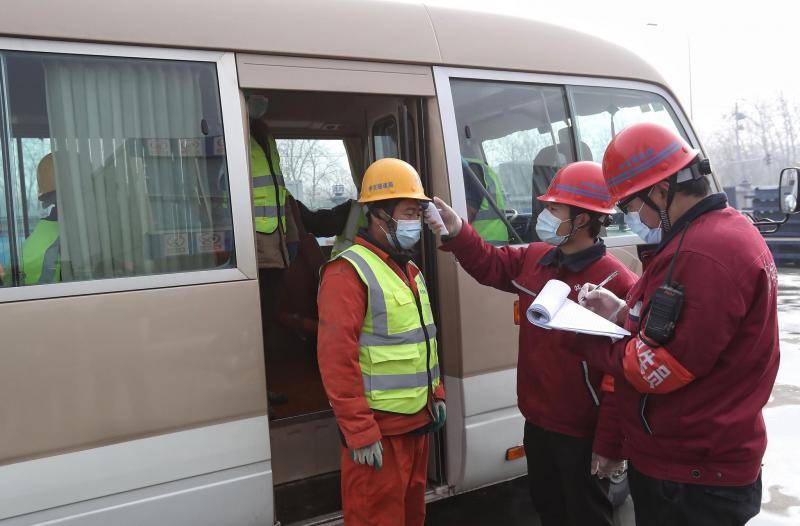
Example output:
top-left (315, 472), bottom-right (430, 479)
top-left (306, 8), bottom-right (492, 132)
top-left (420, 201), bottom-right (449, 236)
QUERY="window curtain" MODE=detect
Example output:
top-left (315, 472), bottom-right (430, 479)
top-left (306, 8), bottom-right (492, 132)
top-left (43, 57), bottom-right (217, 281)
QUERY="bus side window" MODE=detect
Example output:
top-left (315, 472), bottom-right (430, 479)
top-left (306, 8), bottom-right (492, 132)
top-left (450, 79), bottom-right (574, 245)
top-left (0, 50), bottom-right (235, 287)
top-left (0, 135), bottom-right (7, 286)
top-left (568, 85), bottom-right (689, 237)
top-left (372, 116), bottom-right (400, 161)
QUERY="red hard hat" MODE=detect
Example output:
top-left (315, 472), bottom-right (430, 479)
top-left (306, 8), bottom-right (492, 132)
top-left (602, 122), bottom-right (700, 202)
top-left (537, 161), bottom-right (615, 214)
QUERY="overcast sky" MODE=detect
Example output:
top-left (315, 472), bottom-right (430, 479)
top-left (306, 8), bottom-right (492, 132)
top-left (418, 0), bottom-right (799, 140)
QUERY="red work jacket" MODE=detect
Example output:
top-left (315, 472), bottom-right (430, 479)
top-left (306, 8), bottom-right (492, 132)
top-left (573, 195), bottom-right (780, 485)
top-left (441, 223), bottom-right (638, 457)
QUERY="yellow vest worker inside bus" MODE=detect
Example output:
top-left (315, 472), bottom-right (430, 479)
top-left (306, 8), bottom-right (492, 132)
top-left (246, 94), bottom-right (355, 410)
top-left (317, 158), bottom-right (445, 526)
top-left (247, 94), bottom-right (293, 270)
top-left (462, 157), bottom-right (510, 245)
top-left (21, 153), bottom-right (61, 286)
top-left (246, 94), bottom-right (355, 268)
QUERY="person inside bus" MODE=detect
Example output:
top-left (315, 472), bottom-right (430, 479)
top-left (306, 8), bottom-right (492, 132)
top-left (247, 94), bottom-right (351, 269)
top-left (20, 153), bottom-right (61, 286)
top-left (462, 157), bottom-right (510, 245)
top-left (247, 94), bottom-right (354, 410)
top-left (317, 158), bottom-right (445, 526)
top-left (428, 162), bottom-right (637, 526)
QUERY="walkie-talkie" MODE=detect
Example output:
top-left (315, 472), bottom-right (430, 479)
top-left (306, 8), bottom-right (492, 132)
top-left (642, 226), bottom-right (689, 345)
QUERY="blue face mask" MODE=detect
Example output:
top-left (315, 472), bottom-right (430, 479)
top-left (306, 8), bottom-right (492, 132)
top-left (624, 210), bottom-right (662, 244)
top-left (386, 219), bottom-right (422, 250)
top-left (535, 208), bottom-right (571, 246)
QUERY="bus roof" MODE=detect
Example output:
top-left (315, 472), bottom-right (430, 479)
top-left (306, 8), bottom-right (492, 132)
top-left (0, 0), bottom-right (667, 87)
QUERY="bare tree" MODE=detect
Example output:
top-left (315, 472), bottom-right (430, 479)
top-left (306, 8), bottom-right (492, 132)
top-left (706, 94), bottom-right (800, 189)
top-left (778, 92), bottom-right (797, 163)
top-left (277, 139), bottom-right (352, 209)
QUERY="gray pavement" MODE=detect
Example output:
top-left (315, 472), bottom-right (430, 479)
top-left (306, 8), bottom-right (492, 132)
top-left (754, 269), bottom-right (800, 524)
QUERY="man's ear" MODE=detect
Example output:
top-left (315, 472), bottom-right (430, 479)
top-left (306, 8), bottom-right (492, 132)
top-left (574, 212), bottom-right (590, 229)
top-left (372, 207), bottom-right (392, 227)
top-left (651, 181), bottom-right (671, 206)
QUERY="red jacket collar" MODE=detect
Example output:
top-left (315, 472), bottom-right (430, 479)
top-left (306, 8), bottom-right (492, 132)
top-left (353, 236), bottom-right (417, 287)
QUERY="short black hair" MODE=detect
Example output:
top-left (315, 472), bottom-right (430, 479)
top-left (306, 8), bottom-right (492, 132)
top-left (587, 215), bottom-right (604, 238)
top-left (674, 176), bottom-right (711, 198)
top-left (570, 207), bottom-right (606, 239)
top-left (366, 199), bottom-right (403, 223)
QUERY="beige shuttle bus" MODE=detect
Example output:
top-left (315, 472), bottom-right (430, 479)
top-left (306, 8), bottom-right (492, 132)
top-left (0, 1), bottom-right (713, 524)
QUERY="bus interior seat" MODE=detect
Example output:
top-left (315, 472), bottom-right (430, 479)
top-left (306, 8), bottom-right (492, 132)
top-left (531, 126), bottom-right (593, 219)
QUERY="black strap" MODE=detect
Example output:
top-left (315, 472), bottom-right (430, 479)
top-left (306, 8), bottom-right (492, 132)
top-left (664, 223), bottom-right (690, 287)
top-left (636, 222), bottom-right (691, 436)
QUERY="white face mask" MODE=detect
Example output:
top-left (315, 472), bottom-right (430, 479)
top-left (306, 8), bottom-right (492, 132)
top-left (382, 219), bottom-right (422, 251)
top-left (624, 201), bottom-right (662, 244)
top-left (393, 219), bottom-right (422, 250)
top-left (535, 208), bottom-right (571, 246)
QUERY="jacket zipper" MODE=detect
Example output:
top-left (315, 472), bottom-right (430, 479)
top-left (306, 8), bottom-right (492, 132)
top-left (581, 361), bottom-right (600, 407)
top-left (511, 279), bottom-right (537, 298)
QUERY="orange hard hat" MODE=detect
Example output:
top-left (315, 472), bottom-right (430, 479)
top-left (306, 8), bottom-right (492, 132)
top-left (37, 153), bottom-right (56, 197)
top-left (602, 122), bottom-right (700, 202)
top-left (537, 161), bottom-right (615, 214)
top-left (358, 158), bottom-right (431, 203)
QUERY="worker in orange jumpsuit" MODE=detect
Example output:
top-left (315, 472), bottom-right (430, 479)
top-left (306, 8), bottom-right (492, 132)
top-left (317, 158), bottom-right (445, 526)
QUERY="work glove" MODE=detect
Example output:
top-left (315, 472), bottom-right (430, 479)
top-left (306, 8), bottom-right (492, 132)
top-left (579, 283), bottom-right (627, 323)
top-left (432, 197), bottom-right (464, 237)
top-left (351, 440), bottom-right (383, 470)
top-left (432, 400), bottom-right (447, 432)
top-left (591, 452), bottom-right (627, 482)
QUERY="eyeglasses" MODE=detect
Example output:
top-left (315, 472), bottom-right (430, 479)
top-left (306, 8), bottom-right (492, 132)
top-left (618, 196), bottom-right (637, 215)
top-left (618, 186), bottom-right (657, 215)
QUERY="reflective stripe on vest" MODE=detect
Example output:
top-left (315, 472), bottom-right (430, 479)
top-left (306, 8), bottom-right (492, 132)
top-left (251, 136), bottom-right (287, 234)
top-left (365, 364), bottom-right (441, 391)
top-left (338, 244), bottom-right (440, 414)
top-left (21, 219), bottom-right (61, 285)
top-left (466, 158), bottom-right (510, 245)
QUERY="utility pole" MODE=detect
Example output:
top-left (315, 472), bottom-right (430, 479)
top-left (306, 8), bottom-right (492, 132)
top-left (734, 101), bottom-right (743, 164)
top-left (733, 101), bottom-right (747, 181)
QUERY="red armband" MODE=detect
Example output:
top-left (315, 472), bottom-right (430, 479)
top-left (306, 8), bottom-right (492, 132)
top-left (622, 335), bottom-right (695, 393)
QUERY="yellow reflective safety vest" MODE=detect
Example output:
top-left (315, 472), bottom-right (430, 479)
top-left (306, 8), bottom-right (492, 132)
top-left (251, 135), bottom-right (287, 234)
top-left (337, 243), bottom-right (440, 414)
top-left (21, 218), bottom-right (61, 285)
top-left (465, 158), bottom-right (509, 246)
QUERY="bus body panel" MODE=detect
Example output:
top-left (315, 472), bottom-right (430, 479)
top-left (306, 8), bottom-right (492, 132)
top-left (1, 417), bottom-right (270, 522)
top-left (0, 280), bottom-right (266, 468)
